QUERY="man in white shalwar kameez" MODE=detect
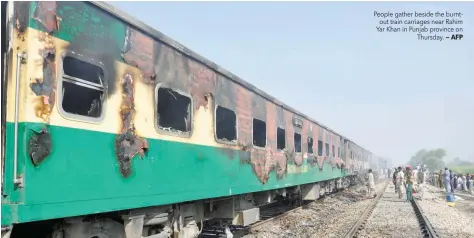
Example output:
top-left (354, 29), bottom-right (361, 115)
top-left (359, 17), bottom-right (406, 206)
top-left (396, 166), bottom-right (405, 199)
top-left (368, 169), bottom-right (376, 198)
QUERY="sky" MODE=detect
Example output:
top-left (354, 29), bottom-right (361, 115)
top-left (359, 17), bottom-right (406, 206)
top-left (110, 1), bottom-right (473, 165)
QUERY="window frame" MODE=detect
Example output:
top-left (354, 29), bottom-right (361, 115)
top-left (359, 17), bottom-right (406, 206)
top-left (251, 117), bottom-right (267, 149)
top-left (276, 127), bottom-right (286, 151)
top-left (294, 132), bottom-right (302, 153)
top-left (214, 104), bottom-right (238, 145)
top-left (57, 51), bottom-right (107, 123)
top-left (154, 83), bottom-right (194, 138)
top-left (307, 137), bottom-right (314, 155)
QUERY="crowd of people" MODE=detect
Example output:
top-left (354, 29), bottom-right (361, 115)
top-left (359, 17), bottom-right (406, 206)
top-left (428, 168), bottom-right (473, 194)
top-left (391, 166), bottom-right (416, 201)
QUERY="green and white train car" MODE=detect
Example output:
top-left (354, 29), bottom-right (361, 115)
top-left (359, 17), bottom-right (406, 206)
top-left (0, 2), bottom-right (374, 237)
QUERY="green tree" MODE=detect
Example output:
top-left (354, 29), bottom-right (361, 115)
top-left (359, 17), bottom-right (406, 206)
top-left (407, 148), bottom-right (446, 170)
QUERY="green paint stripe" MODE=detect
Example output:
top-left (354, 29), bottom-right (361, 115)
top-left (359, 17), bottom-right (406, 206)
top-left (2, 122), bottom-right (345, 225)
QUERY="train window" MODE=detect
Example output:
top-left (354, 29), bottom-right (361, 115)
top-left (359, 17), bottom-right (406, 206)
top-left (294, 133), bottom-right (302, 153)
top-left (60, 56), bottom-right (105, 119)
top-left (325, 143), bottom-right (329, 156)
top-left (317, 140), bottom-right (323, 156)
top-left (307, 137), bottom-right (314, 154)
top-left (215, 105), bottom-right (237, 143)
top-left (332, 145), bottom-right (335, 157)
top-left (277, 127), bottom-right (285, 150)
top-left (252, 118), bottom-right (266, 147)
top-left (156, 87), bottom-right (192, 133)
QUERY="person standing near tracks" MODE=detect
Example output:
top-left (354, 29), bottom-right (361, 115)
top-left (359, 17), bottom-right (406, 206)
top-left (438, 170), bottom-right (443, 189)
top-left (405, 166), bottom-right (415, 202)
top-left (393, 167), bottom-right (399, 193)
top-left (396, 167), bottom-right (405, 199)
top-left (444, 168), bottom-right (451, 194)
top-left (367, 169), bottom-right (376, 198)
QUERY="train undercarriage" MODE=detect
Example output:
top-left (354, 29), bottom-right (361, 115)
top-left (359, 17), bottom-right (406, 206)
top-left (2, 175), bottom-right (360, 238)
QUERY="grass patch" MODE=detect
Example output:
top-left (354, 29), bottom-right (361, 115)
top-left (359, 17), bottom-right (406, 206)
top-left (451, 165), bottom-right (474, 175)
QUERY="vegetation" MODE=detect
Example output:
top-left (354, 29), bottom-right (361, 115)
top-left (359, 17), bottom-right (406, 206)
top-left (407, 148), bottom-right (446, 171)
top-left (407, 148), bottom-right (474, 174)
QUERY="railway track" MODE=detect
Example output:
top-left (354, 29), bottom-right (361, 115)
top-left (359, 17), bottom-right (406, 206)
top-left (344, 181), bottom-right (439, 238)
top-left (199, 178), bottom-right (378, 238)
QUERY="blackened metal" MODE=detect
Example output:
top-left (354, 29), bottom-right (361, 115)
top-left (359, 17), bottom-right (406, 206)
top-left (214, 75), bottom-right (236, 111)
top-left (89, 2), bottom-right (373, 156)
top-left (32, 1), bottom-right (59, 33)
top-left (30, 52), bottom-right (56, 119)
top-left (13, 1), bottom-right (30, 33)
top-left (59, 1), bottom-right (118, 95)
top-left (28, 127), bottom-right (52, 166)
top-left (115, 73), bottom-right (148, 177)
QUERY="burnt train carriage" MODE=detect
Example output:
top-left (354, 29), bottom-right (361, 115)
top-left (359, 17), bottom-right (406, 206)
top-left (1, 1), bottom-right (373, 238)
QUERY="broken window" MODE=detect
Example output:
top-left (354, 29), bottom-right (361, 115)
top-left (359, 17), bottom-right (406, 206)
top-left (252, 118), bottom-right (266, 147)
top-left (61, 56), bottom-right (105, 118)
top-left (294, 133), bottom-right (301, 153)
top-left (157, 88), bottom-right (191, 133)
top-left (307, 137), bottom-right (314, 154)
top-left (318, 140), bottom-right (323, 156)
top-left (277, 127), bottom-right (285, 150)
top-left (215, 105), bottom-right (237, 142)
top-left (325, 143), bottom-right (329, 156)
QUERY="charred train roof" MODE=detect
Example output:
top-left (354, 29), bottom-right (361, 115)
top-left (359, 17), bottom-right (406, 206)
top-left (90, 1), bottom-right (371, 155)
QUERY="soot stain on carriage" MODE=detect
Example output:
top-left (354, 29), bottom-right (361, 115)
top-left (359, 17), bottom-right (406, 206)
top-left (115, 73), bottom-right (149, 178)
top-left (28, 127), bottom-right (53, 166)
top-left (65, 35), bottom-right (118, 95)
top-left (13, 1), bottom-right (30, 34)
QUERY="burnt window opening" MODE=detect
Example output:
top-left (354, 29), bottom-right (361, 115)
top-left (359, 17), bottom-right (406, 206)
top-left (318, 140), bottom-right (323, 156)
top-left (332, 145), bottom-right (335, 157)
top-left (61, 56), bottom-right (105, 118)
top-left (252, 118), bottom-right (266, 147)
top-left (157, 88), bottom-right (191, 133)
top-left (294, 133), bottom-right (301, 153)
top-left (215, 105), bottom-right (237, 142)
top-left (325, 143), bottom-right (329, 156)
top-left (277, 127), bottom-right (286, 150)
top-left (307, 137), bottom-right (314, 154)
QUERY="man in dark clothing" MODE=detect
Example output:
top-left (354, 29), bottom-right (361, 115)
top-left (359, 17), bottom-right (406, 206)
top-left (393, 167), bottom-right (399, 193)
top-left (467, 173), bottom-right (471, 190)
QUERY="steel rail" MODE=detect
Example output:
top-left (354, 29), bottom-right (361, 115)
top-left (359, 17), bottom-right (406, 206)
top-left (411, 197), bottom-right (439, 238)
top-left (343, 180), bottom-right (390, 238)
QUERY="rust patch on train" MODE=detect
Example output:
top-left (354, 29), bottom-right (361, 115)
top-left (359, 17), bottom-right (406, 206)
top-left (115, 73), bottom-right (149, 177)
top-left (122, 27), bottom-right (157, 83)
top-left (189, 61), bottom-right (216, 110)
top-left (28, 127), bottom-right (52, 166)
top-left (31, 32), bottom-right (56, 121)
top-left (32, 1), bottom-right (60, 33)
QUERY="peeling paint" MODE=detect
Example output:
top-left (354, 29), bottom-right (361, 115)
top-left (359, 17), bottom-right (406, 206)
top-left (32, 1), bottom-right (60, 33)
top-left (115, 73), bottom-right (149, 177)
top-left (189, 61), bottom-right (216, 110)
top-left (28, 127), bottom-right (52, 166)
top-left (30, 34), bottom-right (56, 121)
top-left (121, 27), bottom-right (157, 81)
